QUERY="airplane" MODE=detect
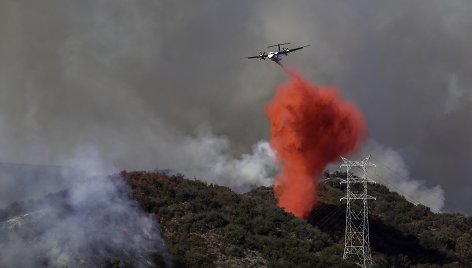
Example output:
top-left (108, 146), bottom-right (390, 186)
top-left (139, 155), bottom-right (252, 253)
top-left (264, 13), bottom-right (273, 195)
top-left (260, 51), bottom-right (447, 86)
top-left (247, 43), bottom-right (310, 63)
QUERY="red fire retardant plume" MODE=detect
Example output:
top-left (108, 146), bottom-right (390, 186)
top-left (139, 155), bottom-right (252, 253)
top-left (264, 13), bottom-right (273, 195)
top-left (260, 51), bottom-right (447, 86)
top-left (266, 69), bottom-right (366, 219)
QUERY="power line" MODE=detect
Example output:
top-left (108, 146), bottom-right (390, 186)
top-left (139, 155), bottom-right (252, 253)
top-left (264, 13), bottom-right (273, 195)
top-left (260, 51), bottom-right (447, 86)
top-left (315, 204), bottom-right (345, 230)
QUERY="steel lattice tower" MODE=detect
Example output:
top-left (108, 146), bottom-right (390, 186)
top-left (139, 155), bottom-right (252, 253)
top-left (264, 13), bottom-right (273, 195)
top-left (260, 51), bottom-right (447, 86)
top-left (340, 156), bottom-right (376, 267)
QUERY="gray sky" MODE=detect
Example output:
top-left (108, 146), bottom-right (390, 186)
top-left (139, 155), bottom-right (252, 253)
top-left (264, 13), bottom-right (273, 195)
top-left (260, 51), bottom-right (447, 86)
top-left (1, 0), bottom-right (471, 214)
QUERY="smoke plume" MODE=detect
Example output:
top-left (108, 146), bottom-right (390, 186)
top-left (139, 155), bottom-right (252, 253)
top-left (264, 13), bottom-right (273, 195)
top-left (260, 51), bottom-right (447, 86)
top-left (266, 68), bottom-right (366, 219)
top-left (361, 140), bottom-right (445, 212)
top-left (176, 137), bottom-right (277, 192)
top-left (0, 147), bottom-right (169, 268)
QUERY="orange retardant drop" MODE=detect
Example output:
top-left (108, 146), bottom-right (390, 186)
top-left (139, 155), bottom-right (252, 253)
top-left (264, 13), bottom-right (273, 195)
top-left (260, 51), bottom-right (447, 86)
top-left (265, 69), bottom-right (366, 219)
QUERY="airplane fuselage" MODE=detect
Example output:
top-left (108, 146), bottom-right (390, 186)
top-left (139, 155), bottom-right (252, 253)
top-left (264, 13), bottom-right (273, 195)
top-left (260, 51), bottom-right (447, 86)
top-left (267, 51), bottom-right (283, 63)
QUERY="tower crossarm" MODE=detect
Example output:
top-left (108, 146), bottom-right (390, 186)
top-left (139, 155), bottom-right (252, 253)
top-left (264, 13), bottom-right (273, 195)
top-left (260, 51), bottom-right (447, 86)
top-left (339, 177), bottom-right (376, 184)
top-left (340, 155), bottom-right (376, 168)
top-left (340, 194), bottom-right (376, 201)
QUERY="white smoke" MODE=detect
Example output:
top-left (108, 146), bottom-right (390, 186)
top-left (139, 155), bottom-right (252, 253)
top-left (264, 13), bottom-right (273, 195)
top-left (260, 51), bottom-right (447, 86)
top-left (361, 140), bottom-right (445, 212)
top-left (443, 74), bottom-right (469, 115)
top-left (174, 133), bottom-right (277, 192)
top-left (0, 146), bottom-right (169, 268)
top-left (0, 133), bottom-right (277, 267)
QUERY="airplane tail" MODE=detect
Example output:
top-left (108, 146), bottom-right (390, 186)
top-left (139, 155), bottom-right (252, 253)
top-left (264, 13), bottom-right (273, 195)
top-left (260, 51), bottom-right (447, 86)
top-left (267, 42), bottom-right (291, 48)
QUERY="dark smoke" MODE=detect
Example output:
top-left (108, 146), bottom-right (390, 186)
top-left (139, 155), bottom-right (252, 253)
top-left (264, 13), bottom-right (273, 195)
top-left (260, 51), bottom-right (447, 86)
top-left (0, 0), bottom-right (471, 215)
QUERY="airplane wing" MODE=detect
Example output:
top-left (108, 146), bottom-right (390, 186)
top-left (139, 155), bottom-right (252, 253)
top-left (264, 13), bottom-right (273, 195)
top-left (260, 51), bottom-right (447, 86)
top-left (247, 52), bottom-right (267, 59)
top-left (286, 45), bottom-right (310, 54)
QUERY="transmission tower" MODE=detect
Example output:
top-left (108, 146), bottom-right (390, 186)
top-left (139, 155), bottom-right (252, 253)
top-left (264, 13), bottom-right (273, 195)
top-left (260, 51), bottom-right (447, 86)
top-left (339, 156), bottom-right (376, 267)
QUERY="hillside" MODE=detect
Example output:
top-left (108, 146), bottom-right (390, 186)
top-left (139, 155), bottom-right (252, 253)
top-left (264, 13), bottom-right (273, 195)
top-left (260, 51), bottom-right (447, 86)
top-left (124, 171), bottom-right (351, 267)
top-left (124, 171), bottom-right (472, 267)
top-left (1, 171), bottom-right (471, 267)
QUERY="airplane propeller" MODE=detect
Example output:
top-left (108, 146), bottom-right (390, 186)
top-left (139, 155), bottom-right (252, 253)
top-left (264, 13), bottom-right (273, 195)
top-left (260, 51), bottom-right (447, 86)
top-left (259, 52), bottom-right (267, 60)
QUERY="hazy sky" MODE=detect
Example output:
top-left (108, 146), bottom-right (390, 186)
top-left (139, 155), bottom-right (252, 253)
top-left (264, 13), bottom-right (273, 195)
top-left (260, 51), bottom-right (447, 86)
top-left (1, 0), bottom-right (471, 214)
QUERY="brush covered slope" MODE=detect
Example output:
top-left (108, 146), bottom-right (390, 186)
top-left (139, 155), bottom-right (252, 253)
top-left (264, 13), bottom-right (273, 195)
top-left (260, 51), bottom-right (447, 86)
top-left (124, 171), bottom-right (352, 268)
top-left (1, 171), bottom-right (471, 267)
top-left (124, 171), bottom-right (472, 267)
